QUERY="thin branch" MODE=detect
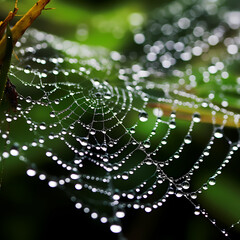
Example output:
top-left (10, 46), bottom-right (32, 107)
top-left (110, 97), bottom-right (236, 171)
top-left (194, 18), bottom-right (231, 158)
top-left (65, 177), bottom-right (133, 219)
top-left (0, 0), bottom-right (51, 65)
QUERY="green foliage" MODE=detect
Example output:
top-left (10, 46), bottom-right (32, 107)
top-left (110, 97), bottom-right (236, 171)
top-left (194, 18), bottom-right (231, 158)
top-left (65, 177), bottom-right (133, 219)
top-left (0, 0), bottom-right (240, 240)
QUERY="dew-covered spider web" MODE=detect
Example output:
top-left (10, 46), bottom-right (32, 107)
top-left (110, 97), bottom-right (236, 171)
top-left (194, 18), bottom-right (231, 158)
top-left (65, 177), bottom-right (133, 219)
top-left (0, 0), bottom-right (240, 239)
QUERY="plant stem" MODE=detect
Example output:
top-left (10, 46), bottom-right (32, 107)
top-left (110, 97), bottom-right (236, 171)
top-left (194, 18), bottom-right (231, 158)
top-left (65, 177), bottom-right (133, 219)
top-left (0, 25), bottom-right (13, 104)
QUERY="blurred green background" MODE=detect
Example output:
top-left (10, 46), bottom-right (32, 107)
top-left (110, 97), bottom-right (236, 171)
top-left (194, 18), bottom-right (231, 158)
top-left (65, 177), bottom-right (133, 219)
top-left (0, 0), bottom-right (240, 239)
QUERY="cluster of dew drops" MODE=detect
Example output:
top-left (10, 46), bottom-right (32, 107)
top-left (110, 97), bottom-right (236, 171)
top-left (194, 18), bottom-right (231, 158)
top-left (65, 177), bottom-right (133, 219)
top-left (0, 0), bottom-right (240, 238)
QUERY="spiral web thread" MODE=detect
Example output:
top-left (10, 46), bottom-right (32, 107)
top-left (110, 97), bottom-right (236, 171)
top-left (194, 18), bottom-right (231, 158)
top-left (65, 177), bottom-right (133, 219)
top-left (0, 0), bottom-right (240, 238)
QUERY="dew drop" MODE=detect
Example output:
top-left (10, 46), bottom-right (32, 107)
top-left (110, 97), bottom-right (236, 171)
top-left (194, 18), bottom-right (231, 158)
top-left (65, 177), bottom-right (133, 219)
top-left (208, 177), bottom-right (216, 186)
top-left (26, 169), bottom-right (36, 177)
top-left (194, 208), bottom-right (201, 216)
top-left (90, 129), bottom-right (96, 135)
top-left (168, 187), bottom-right (175, 195)
top-left (75, 202), bottom-right (82, 209)
top-left (184, 135), bottom-right (192, 144)
top-left (182, 181), bottom-right (190, 190)
top-left (190, 192), bottom-right (197, 199)
top-left (50, 111), bottom-right (56, 118)
top-left (161, 138), bottom-right (167, 145)
top-left (46, 150), bottom-right (53, 157)
top-left (24, 65), bottom-right (32, 74)
top-left (193, 113), bottom-right (201, 123)
top-left (116, 211), bottom-right (125, 218)
top-left (75, 183), bottom-right (83, 190)
top-left (153, 108), bottom-right (163, 118)
top-left (26, 96), bottom-right (32, 103)
top-left (214, 128), bottom-right (223, 139)
top-left (145, 206), bottom-right (152, 212)
top-left (71, 173), bottom-right (80, 180)
top-left (2, 152), bottom-right (9, 158)
top-left (39, 174), bottom-right (46, 180)
top-left (143, 140), bottom-right (151, 148)
top-left (39, 122), bottom-right (47, 130)
top-left (122, 172), bottom-right (129, 180)
top-left (6, 116), bottom-right (12, 122)
top-left (175, 190), bottom-right (183, 198)
top-left (80, 137), bottom-right (88, 146)
top-left (202, 183), bottom-right (208, 190)
top-left (110, 224), bottom-right (122, 233)
top-left (104, 92), bottom-right (111, 99)
top-left (113, 193), bottom-right (120, 201)
top-left (129, 127), bottom-right (135, 134)
top-left (10, 146), bottom-right (19, 156)
top-left (139, 111), bottom-right (148, 122)
top-left (169, 120), bottom-right (176, 129)
top-left (48, 180), bottom-right (58, 188)
top-left (54, 99), bottom-right (60, 105)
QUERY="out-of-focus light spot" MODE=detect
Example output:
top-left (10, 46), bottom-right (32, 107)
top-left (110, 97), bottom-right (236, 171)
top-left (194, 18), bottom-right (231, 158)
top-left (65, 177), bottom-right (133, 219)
top-left (26, 169), bottom-right (36, 177)
top-left (208, 35), bottom-right (219, 46)
top-left (129, 13), bottom-right (144, 26)
top-left (134, 33), bottom-right (145, 44)
top-left (178, 17), bottom-right (190, 29)
top-left (227, 44), bottom-right (238, 55)
top-left (110, 224), bottom-right (122, 233)
top-left (224, 11), bottom-right (240, 29)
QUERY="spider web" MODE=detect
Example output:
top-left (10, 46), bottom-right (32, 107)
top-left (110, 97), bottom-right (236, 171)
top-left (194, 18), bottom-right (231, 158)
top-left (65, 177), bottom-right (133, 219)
top-left (0, 0), bottom-right (240, 239)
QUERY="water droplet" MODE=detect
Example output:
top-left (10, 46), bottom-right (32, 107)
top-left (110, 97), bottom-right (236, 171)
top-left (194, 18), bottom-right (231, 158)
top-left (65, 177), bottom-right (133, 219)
top-left (214, 128), bottom-right (223, 138)
top-left (39, 122), bottom-right (47, 130)
top-left (175, 190), bottom-right (183, 198)
top-left (157, 177), bottom-right (163, 184)
top-left (75, 183), bottom-right (82, 190)
top-left (6, 116), bottom-right (12, 122)
top-left (161, 138), bottom-right (167, 145)
top-left (110, 224), bottom-right (122, 233)
top-left (100, 217), bottom-right (108, 223)
top-left (145, 206), bottom-right (152, 212)
top-left (39, 174), bottom-right (46, 180)
top-left (143, 140), bottom-right (151, 148)
top-left (122, 172), bottom-right (129, 180)
top-left (46, 150), bottom-right (53, 157)
top-left (184, 135), bottom-right (192, 144)
top-left (26, 96), bottom-right (32, 103)
top-left (193, 113), bottom-right (201, 123)
top-left (139, 111), bottom-right (148, 122)
top-left (104, 92), bottom-right (111, 99)
top-left (194, 208), bottom-right (201, 215)
top-left (54, 99), bottom-right (60, 105)
top-left (113, 193), bottom-right (120, 201)
top-left (129, 127), bottom-right (135, 134)
top-left (24, 65), bottom-right (32, 74)
top-left (10, 145), bottom-right (19, 156)
top-left (174, 153), bottom-right (180, 159)
top-left (90, 129), bottom-right (96, 135)
top-left (208, 177), bottom-right (216, 186)
top-left (202, 183), bottom-right (208, 190)
top-left (101, 144), bottom-right (107, 152)
top-left (70, 173), bottom-right (80, 180)
top-left (153, 108), bottom-right (163, 118)
top-left (80, 137), bottom-right (88, 146)
top-left (26, 169), bottom-right (36, 177)
top-left (190, 192), bottom-right (197, 199)
top-left (116, 211), bottom-right (125, 218)
top-left (182, 181), bottom-right (190, 190)
top-left (75, 202), bottom-right (82, 209)
top-left (144, 159), bottom-right (153, 165)
top-left (50, 111), bottom-right (56, 118)
top-left (168, 187), bottom-right (175, 195)
top-left (169, 120), bottom-right (176, 129)
top-left (48, 180), bottom-right (58, 188)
